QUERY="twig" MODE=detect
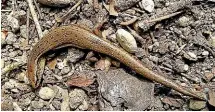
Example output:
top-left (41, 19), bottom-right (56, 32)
top-left (55, 0), bottom-right (83, 25)
top-left (120, 16), bottom-right (138, 26)
top-left (176, 44), bottom-right (187, 54)
top-left (1, 10), bottom-right (12, 12)
top-left (126, 26), bottom-right (145, 46)
top-left (136, 11), bottom-right (184, 32)
top-left (26, 0), bottom-right (43, 38)
top-left (33, 0), bottom-right (42, 19)
top-left (2, 62), bottom-right (25, 75)
top-left (147, 11), bottom-right (183, 23)
top-left (26, 8), bottom-right (30, 45)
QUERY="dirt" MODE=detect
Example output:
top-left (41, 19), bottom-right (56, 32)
top-left (1, 0), bottom-right (215, 111)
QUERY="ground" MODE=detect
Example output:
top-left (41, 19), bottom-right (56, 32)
top-left (1, 0), bottom-right (215, 111)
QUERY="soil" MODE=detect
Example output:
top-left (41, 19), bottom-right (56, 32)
top-left (1, 0), bottom-right (215, 111)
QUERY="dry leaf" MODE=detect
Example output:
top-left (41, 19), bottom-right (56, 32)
top-left (1, 30), bottom-right (8, 46)
top-left (47, 58), bottom-right (57, 70)
top-left (95, 57), bottom-right (111, 71)
top-left (109, 0), bottom-right (118, 16)
top-left (208, 90), bottom-right (215, 107)
top-left (67, 75), bottom-right (94, 87)
top-left (161, 97), bottom-right (184, 108)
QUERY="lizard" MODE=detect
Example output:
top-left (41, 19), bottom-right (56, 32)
top-left (26, 25), bottom-right (205, 100)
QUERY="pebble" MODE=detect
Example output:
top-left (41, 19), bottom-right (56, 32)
top-left (184, 52), bottom-right (198, 61)
top-left (57, 59), bottom-right (67, 70)
top-left (39, 87), bottom-right (55, 100)
top-left (31, 100), bottom-right (45, 109)
top-left (149, 55), bottom-right (159, 63)
top-left (20, 25), bottom-right (27, 39)
top-left (183, 64), bottom-right (189, 71)
top-left (3, 79), bottom-right (17, 89)
top-left (69, 89), bottom-right (89, 110)
top-left (139, 0), bottom-right (155, 12)
top-left (6, 32), bottom-right (17, 45)
top-left (8, 51), bottom-right (19, 58)
top-left (17, 72), bottom-right (29, 83)
top-left (67, 48), bottom-right (85, 63)
top-left (7, 14), bottom-right (20, 32)
top-left (189, 99), bottom-right (206, 110)
top-left (202, 51), bottom-right (209, 56)
top-left (13, 102), bottom-right (22, 111)
top-left (178, 16), bottom-right (190, 27)
top-left (12, 10), bottom-right (26, 25)
top-left (61, 66), bottom-right (71, 75)
top-left (116, 29), bottom-right (137, 53)
top-left (188, 52), bottom-right (197, 59)
top-left (1, 58), bottom-right (5, 69)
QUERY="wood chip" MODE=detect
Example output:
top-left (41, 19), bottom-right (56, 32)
top-left (47, 58), bottom-right (57, 70)
top-left (95, 57), bottom-right (111, 71)
top-left (67, 75), bottom-right (94, 87)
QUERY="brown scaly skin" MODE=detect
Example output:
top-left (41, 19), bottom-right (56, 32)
top-left (27, 25), bottom-right (205, 100)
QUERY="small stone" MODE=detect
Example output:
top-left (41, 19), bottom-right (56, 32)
top-left (6, 32), bottom-right (17, 44)
top-left (78, 100), bottom-right (89, 110)
top-left (12, 10), bottom-right (26, 25)
top-left (39, 87), bottom-right (55, 100)
top-left (3, 79), bottom-right (17, 89)
top-left (17, 72), bottom-right (29, 83)
top-left (8, 51), bottom-right (19, 58)
top-left (61, 66), bottom-right (71, 75)
top-left (20, 25), bottom-right (27, 39)
top-left (69, 89), bottom-right (89, 110)
top-left (1, 58), bottom-right (5, 68)
top-left (116, 29), bottom-right (137, 53)
top-left (149, 55), bottom-right (159, 63)
top-left (7, 14), bottom-right (20, 32)
top-left (183, 64), bottom-right (189, 71)
top-left (202, 51), bottom-right (209, 56)
top-left (13, 102), bottom-right (22, 111)
top-left (57, 59), bottom-right (67, 70)
top-left (11, 88), bottom-right (19, 93)
top-left (204, 71), bottom-right (214, 82)
top-left (139, 0), bottom-right (154, 13)
top-left (189, 99), bottom-right (206, 110)
top-left (67, 48), bottom-right (85, 63)
top-left (178, 16), bottom-right (190, 27)
top-left (188, 52), bottom-right (197, 59)
top-left (184, 52), bottom-right (198, 61)
top-left (31, 100), bottom-right (45, 109)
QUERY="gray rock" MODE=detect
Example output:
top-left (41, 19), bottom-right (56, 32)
top-left (202, 51), bottom-right (209, 56)
top-left (60, 66), bottom-right (71, 75)
top-left (20, 25), bottom-right (27, 39)
top-left (31, 100), bottom-right (45, 109)
top-left (139, 0), bottom-right (155, 12)
top-left (178, 16), bottom-right (191, 27)
top-left (67, 48), bottom-right (85, 63)
top-left (52, 100), bottom-right (61, 110)
top-left (6, 32), bottom-right (17, 45)
top-left (7, 14), bottom-right (20, 32)
top-left (189, 99), bottom-right (206, 110)
top-left (69, 89), bottom-right (89, 110)
top-left (97, 69), bottom-right (154, 111)
top-left (8, 51), bottom-right (19, 58)
top-left (39, 87), bottom-right (55, 100)
top-left (12, 10), bottom-right (26, 25)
